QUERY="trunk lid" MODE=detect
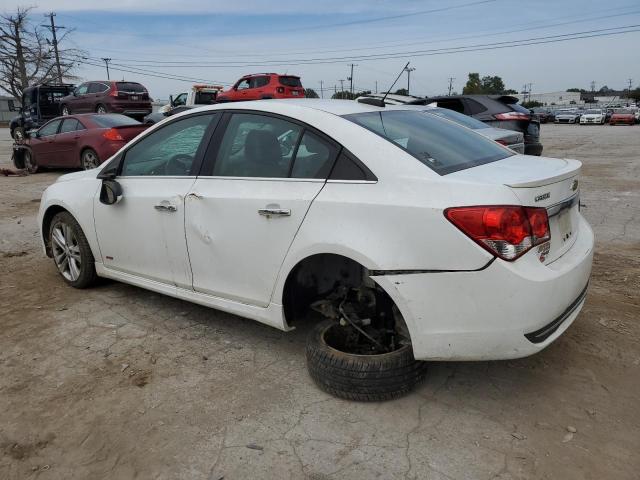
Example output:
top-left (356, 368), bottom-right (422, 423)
top-left (449, 155), bottom-right (582, 263)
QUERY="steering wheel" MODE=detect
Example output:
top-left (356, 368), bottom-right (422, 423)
top-left (164, 154), bottom-right (193, 176)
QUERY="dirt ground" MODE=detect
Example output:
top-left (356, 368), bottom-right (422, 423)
top-left (0, 124), bottom-right (638, 480)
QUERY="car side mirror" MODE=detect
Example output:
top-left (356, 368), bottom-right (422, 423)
top-left (99, 180), bottom-right (123, 205)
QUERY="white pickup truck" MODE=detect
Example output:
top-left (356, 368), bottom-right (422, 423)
top-left (144, 85), bottom-right (224, 124)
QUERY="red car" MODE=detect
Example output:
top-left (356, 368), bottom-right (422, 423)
top-left (15, 114), bottom-right (149, 173)
top-left (217, 73), bottom-right (304, 102)
top-left (59, 81), bottom-right (152, 119)
top-left (609, 109), bottom-right (636, 126)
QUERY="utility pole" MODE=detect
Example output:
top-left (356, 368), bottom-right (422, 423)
top-left (375, 80), bottom-right (378, 94)
top-left (404, 66), bottom-right (416, 94)
top-left (628, 78), bottom-right (633, 94)
top-left (102, 58), bottom-right (112, 80)
top-left (319, 80), bottom-right (324, 99)
top-left (42, 12), bottom-right (65, 84)
top-left (447, 77), bottom-right (455, 96)
top-left (339, 79), bottom-right (345, 92)
top-left (348, 64), bottom-right (357, 94)
top-left (590, 80), bottom-right (596, 92)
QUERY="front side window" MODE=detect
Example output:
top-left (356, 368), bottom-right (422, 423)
top-left (343, 110), bottom-right (513, 175)
top-left (173, 93), bottom-right (187, 106)
top-left (75, 84), bottom-right (89, 96)
top-left (213, 113), bottom-right (302, 178)
top-left (120, 114), bottom-right (215, 176)
top-left (236, 79), bottom-right (250, 91)
top-left (39, 119), bottom-right (61, 137)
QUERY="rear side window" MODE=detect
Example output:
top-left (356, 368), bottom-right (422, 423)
top-left (250, 76), bottom-right (270, 88)
top-left (433, 98), bottom-right (465, 113)
top-left (510, 102), bottom-right (531, 114)
top-left (116, 82), bottom-right (145, 93)
top-left (88, 83), bottom-right (109, 94)
top-left (213, 113), bottom-right (303, 178)
top-left (279, 76), bottom-right (302, 87)
top-left (291, 131), bottom-right (338, 179)
top-left (92, 114), bottom-right (140, 128)
top-left (329, 152), bottom-right (374, 181)
top-left (343, 110), bottom-right (512, 175)
top-left (424, 108), bottom-right (487, 129)
top-left (60, 118), bottom-right (80, 133)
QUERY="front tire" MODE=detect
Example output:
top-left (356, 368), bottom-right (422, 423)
top-left (96, 104), bottom-right (108, 114)
top-left (306, 320), bottom-right (428, 401)
top-left (61, 105), bottom-right (70, 116)
top-left (49, 212), bottom-right (98, 288)
top-left (13, 126), bottom-right (25, 141)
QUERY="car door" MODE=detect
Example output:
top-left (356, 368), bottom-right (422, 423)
top-left (249, 76), bottom-right (269, 99)
top-left (31, 119), bottom-right (62, 166)
top-left (94, 112), bottom-right (221, 288)
top-left (234, 79), bottom-right (251, 101)
top-left (88, 82), bottom-right (109, 110)
top-left (185, 112), bottom-right (339, 307)
top-left (55, 118), bottom-right (85, 167)
top-left (71, 83), bottom-right (90, 112)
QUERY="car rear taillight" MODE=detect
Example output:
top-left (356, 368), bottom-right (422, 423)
top-left (494, 112), bottom-right (530, 121)
top-left (277, 87), bottom-right (284, 94)
top-left (103, 128), bottom-right (124, 141)
top-left (495, 139), bottom-right (508, 146)
top-left (444, 206), bottom-right (550, 261)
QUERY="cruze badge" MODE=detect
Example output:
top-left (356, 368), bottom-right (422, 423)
top-left (571, 180), bottom-right (579, 191)
top-left (535, 192), bottom-right (550, 202)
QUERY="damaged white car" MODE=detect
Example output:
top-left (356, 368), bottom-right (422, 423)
top-left (38, 99), bottom-right (594, 400)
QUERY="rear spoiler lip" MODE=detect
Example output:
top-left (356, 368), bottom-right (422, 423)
top-left (505, 158), bottom-right (582, 188)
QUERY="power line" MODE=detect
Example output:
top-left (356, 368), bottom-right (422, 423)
top-left (84, 25), bottom-right (640, 68)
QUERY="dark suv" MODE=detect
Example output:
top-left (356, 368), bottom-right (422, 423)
top-left (59, 81), bottom-right (152, 119)
top-left (9, 83), bottom-right (75, 140)
top-left (426, 95), bottom-right (543, 156)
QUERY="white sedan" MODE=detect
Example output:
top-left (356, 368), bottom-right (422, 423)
top-left (580, 109), bottom-right (606, 125)
top-left (38, 100), bottom-right (594, 400)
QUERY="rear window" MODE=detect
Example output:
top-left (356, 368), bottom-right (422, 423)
top-left (343, 110), bottom-right (512, 175)
top-left (509, 102), bottom-right (531, 114)
top-left (116, 82), bottom-right (146, 93)
top-left (424, 108), bottom-right (487, 130)
top-left (91, 114), bottom-right (141, 128)
top-left (279, 76), bottom-right (302, 87)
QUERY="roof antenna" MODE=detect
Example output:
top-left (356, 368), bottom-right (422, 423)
top-left (358, 62), bottom-right (410, 107)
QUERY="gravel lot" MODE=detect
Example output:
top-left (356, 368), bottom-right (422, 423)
top-left (1, 124), bottom-right (638, 480)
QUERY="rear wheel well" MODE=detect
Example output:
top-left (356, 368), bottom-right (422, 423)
top-left (42, 205), bottom-right (69, 257)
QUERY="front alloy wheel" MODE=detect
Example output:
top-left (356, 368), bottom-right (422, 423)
top-left (62, 105), bottom-right (70, 116)
top-left (49, 212), bottom-right (97, 288)
top-left (96, 104), bottom-right (107, 114)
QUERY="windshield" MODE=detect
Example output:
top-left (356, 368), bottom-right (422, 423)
top-left (615, 109), bottom-right (632, 114)
top-left (343, 110), bottom-right (513, 175)
top-left (585, 109), bottom-right (602, 114)
top-left (116, 82), bottom-right (146, 93)
top-left (91, 114), bottom-right (141, 128)
top-left (423, 108), bottom-right (488, 130)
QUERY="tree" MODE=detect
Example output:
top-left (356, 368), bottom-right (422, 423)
top-left (462, 73), bottom-right (514, 95)
top-left (331, 90), bottom-right (370, 100)
top-left (394, 88), bottom-right (409, 95)
top-left (598, 85), bottom-right (613, 93)
top-left (0, 7), bottom-right (83, 98)
top-left (304, 88), bottom-right (319, 98)
top-left (566, 88), bottom-right (586, 93)
top-left (462, 73), bottom-right (483, 94)
top-left (522, 100), bottom-right (543, 108)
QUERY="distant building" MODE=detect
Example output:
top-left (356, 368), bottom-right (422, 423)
top-left (0, 96), bottom-right (19, 125)
top-left (514, 91), bottom-right (581, 106)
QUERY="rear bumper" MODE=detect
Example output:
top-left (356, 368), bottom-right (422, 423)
top-left (373, 214), bottom-right (594, 361)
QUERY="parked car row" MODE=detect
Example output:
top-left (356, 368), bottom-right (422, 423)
top-left (532, 106), bottom-right (638, 125)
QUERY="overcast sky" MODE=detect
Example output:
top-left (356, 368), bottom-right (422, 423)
top-left (7, 0), bottom-right (640, 99)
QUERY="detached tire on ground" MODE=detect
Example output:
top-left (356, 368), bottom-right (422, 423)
top-left (306, 320), bottom-right (428, 401)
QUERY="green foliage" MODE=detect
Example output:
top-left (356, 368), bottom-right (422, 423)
top-left (331, 90), bottom-right (371, 100)
top-left (462, 73), bottom-right (512, 95)
top-left (394, 88), bottom-right (409, 95)
top-left (522, 100), bottom-right (543, 108)
top-left (566, 88), bottom-right (586, 93)
top-left (304, 88), bottom-right (319, 98)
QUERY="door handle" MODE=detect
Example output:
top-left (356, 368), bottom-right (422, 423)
top-left (258, 208), bottom-right (291, 217)
top-left (154, 204), bottom-right (177, 212)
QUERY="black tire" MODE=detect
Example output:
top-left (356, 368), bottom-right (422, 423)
top-left (306, 320), bottom-right (428, 401)
top-left (12, 126), bottom-right (26, 141)
top-left (12, 150), bottom-right (25, 169)
top-left (23, 149), bottom-right (38, 174)
top-left (96, 104), bottom-right (108, 114)
top-left (61, 105), bottom-right (70, 116)
top-left (49, 212), bottom-right (98, 289)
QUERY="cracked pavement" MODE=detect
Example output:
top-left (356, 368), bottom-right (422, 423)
top-left (1, 125), bottom-right (639, 479)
